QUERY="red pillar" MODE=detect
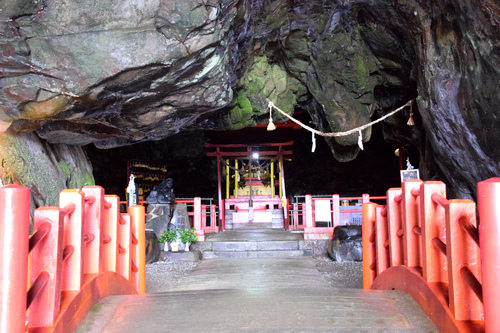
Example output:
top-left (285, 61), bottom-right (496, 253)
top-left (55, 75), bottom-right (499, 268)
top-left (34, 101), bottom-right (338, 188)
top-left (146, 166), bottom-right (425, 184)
top-left (103, 195), bottom-right (120, 272)
top-left (420, 181), bottom-right (447, 283)
top-left (81, 186), bottom-right (105, 275)
top-left (401, 179), bottom-right (423, 268)
top-left (362, 202), bottom-right (377, 289)
top-left (332, 195), bottom-right (340, 228)
top-left (305, 195), bottom-right (314, 228)
top-left (28, 207), bottom-right (64, 327)
top-left (0, 185), bottom-right (30, 333)
top-left (129, 205), bottom-right (145, 294)
top-left (59, 189), bottom-right (85, 291)
top-left (374, 206), bottom-right (389, 276)
top-left (477, 178), bottom-right (500, 332)
top-left (117, 213), bottom-right (131, 280)
top-left (194, 197), bottom-right (202, 231)
top-left (386, 188), bottom-right (403, 267)
top-left (216, 152), bottom-right (223, 228)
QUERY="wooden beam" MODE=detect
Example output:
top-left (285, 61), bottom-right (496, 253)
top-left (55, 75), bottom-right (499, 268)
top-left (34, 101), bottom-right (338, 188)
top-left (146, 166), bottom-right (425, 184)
top-left (206, 150), bottom-right (293, 158)
top-left (205, 141), bottom-right (293, 148)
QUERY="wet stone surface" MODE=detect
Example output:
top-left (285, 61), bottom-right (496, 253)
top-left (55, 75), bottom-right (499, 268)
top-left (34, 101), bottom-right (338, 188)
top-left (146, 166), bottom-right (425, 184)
top-left (146, 255), bottom-right (363, 293)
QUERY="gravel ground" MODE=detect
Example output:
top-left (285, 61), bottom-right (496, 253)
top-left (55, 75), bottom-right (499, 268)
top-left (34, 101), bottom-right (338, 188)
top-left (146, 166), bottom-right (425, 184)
top-left (146, 255), bottom-right (363, 293)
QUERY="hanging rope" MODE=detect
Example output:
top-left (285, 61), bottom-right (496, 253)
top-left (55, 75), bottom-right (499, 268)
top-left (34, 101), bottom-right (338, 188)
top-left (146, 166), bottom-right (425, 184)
top-left (267, 99), bottom-right (414, 137)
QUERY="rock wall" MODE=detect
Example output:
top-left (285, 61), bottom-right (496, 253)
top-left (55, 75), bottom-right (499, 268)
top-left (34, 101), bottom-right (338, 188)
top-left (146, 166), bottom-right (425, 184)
top-left (0, 0), bottom-right (499, 199)
top-left (0, 131), bottom-right (94, 216)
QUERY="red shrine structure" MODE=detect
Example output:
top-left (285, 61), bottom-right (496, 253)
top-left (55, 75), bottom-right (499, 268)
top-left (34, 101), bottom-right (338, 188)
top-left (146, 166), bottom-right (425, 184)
top-left (205, 140), bottom-right (293, 229)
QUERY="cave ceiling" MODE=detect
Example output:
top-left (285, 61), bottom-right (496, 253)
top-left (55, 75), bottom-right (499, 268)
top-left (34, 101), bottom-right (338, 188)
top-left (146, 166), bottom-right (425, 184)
top-left (1, 0), bottom-right (499, 199)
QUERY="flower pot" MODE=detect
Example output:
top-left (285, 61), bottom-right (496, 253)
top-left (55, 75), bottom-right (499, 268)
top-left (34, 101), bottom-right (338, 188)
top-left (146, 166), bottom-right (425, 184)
top-left (184, 242), bottom-right (191, 251)
top-left (170, 241), bottom-right (180, 252)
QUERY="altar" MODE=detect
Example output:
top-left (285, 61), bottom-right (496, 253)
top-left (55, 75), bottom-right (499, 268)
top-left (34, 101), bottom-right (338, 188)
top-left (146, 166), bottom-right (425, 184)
top-left (205, 140), bottom-right (293, 230)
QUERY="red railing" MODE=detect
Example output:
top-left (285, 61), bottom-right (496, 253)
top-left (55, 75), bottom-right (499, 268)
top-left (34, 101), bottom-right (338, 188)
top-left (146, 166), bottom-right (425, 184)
top-left (363, 179), bottom-right (499, 332)
top-left (290, 194), bottom-right (386, 239)
top-left (119, 197), bottom-right (220, 239)
top-left (176, 198), bottom-right (219, 239)
top-left (0, 185), bottom-right (145, 333)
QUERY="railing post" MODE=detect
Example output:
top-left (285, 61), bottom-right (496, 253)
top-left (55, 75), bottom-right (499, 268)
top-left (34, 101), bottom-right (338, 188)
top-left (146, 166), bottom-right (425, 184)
top-left (292, 203), bottom-right (299, 230)
top-left (0, 185), bottom-right (30, 333)
top-left (201, 204), bottom-right (207, 230)
top-left (284, 198), bottom-right (290, 230)
top-left (445, 199), bottom-right (482, 321)
top-left (375, 206), bottom-right (389, 275)
top-left (28, 207), bottom-right (64, 327)
top-left (220, 199), bottom-right (225, 232)
top-left (193, 197), bottom-right (205, 241)
top-left (103, 195), bottom-right (120, 272)
top-left (305, 195), bottom-right (314, 228)
top-left (477, 177), bottom-right (500, 332)
top-left (59, 189), bottom-right (85, 291)
top-left (117, 213), bottom-right (131, 280)
top-left (362, 202), bottom-right (377, 289)
top-left (82, 186), bottom-right (105, 274)
top-left (332, 194), bottom-right (340, 228)
top-left (194, 197), bottom-right (202, 231)
top-left (420, 181), bottom-right (447, 283)
top-left (386, 188), bottom-right (403, 267)
top-left (210, 205), bottom-right (216, 232)
top-left (129, 205), bottom-right (145, 294)
top-left (401, 179), bottom-right (423, 268)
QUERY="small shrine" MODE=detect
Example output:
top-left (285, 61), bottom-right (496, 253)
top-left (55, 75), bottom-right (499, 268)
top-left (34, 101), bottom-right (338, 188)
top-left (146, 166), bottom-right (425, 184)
top-left (205, 140), bottom-right (293, 229)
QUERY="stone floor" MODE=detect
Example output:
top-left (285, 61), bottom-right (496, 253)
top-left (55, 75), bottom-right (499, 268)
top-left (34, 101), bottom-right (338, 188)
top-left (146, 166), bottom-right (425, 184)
top-left (78, 257), bottom-right (438, 332)
top-left (145, 256), bottom-right (363, 293)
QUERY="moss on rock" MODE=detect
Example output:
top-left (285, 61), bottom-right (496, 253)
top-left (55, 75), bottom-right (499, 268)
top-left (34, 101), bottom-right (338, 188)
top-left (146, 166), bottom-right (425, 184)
top-left (0, 132), bottom-right (95, 218)
top-left (227, 56), bottom-right (304, 128)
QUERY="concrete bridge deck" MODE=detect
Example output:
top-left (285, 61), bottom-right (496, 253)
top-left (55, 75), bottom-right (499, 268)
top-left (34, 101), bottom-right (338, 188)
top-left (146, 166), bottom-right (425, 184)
top-left (76, 257), bottom-right (437, 332)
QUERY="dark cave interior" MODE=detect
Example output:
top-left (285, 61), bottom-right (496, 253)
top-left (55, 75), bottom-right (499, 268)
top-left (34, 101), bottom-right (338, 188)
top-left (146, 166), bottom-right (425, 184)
top-left (85, 111), bottom-right (415, 202)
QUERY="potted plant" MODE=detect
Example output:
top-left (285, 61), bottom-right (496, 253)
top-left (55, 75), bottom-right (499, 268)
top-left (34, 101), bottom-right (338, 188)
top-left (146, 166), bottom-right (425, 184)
top-left (179, 228), bottom-right (198, 251)
top-left (158, 228), bottom-right (179, 252)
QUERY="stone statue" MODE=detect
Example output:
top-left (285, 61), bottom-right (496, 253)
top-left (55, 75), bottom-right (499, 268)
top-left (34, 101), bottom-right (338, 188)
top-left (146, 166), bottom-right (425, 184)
top-left (146, 178), bottom-right (175, 204)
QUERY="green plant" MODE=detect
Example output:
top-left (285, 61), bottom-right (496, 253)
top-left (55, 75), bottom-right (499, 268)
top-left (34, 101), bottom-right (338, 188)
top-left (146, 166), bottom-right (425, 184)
top-left (158, 228), bottom-right (178, 243)
top-left (179, 228), bottom-right (198, 243)
top-left (261, 175), bottom-right (272, 187)
top-left (229, 174), bottom-right (247, 189)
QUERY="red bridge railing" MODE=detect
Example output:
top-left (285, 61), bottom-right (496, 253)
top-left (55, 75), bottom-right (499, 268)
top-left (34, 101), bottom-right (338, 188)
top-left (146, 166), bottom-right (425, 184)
top-left (290, 194), bottom-right (386, 239)
top-left (363, 178), bottom-right (500, 333)
top-left (0, 185), bottom-right (145, 333)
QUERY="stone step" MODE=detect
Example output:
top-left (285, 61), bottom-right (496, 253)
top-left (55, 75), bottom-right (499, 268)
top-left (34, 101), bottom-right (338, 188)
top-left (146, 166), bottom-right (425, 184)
top-left (231, 222), bottom-right (274, 230)
top-left (202, 249), bottom-right (310, 258)
top-left (191, 229), bottom-right (314, 258)
top-left (191, 240), bottom-right (311, 258)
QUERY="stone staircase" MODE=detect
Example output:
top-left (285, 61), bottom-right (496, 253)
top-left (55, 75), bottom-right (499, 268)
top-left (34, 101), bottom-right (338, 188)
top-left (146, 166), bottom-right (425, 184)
top-left (191, 229), bottom-right (313, 259)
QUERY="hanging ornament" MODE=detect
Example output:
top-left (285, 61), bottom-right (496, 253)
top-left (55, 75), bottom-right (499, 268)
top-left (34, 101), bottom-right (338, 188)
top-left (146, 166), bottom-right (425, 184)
top-left (357, 130), bottom-right (364, 150)
top-left (267, 106), bottom-right (276, 131)
top-left (407, 112), bottom-right (415, 126)
top-left (311, 132), bottom-right (316, 152)
top-left (407, 104), bottom-right (415, 126)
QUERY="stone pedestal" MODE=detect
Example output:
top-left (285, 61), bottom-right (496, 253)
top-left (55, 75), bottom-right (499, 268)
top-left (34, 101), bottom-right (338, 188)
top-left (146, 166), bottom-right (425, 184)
top-left (145, 204), bottom-right (173, 239)
top-left (160, 250), bottom-right (202, 262)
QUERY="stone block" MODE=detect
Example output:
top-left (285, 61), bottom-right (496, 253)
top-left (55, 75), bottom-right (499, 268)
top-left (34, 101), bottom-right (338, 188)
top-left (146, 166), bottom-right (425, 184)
top-left (162, 250), bottom-right (202, 262)
top-left (212, 241), bottom-right (258, 251)
top-left (257, 240), bottom-right (299, 251)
